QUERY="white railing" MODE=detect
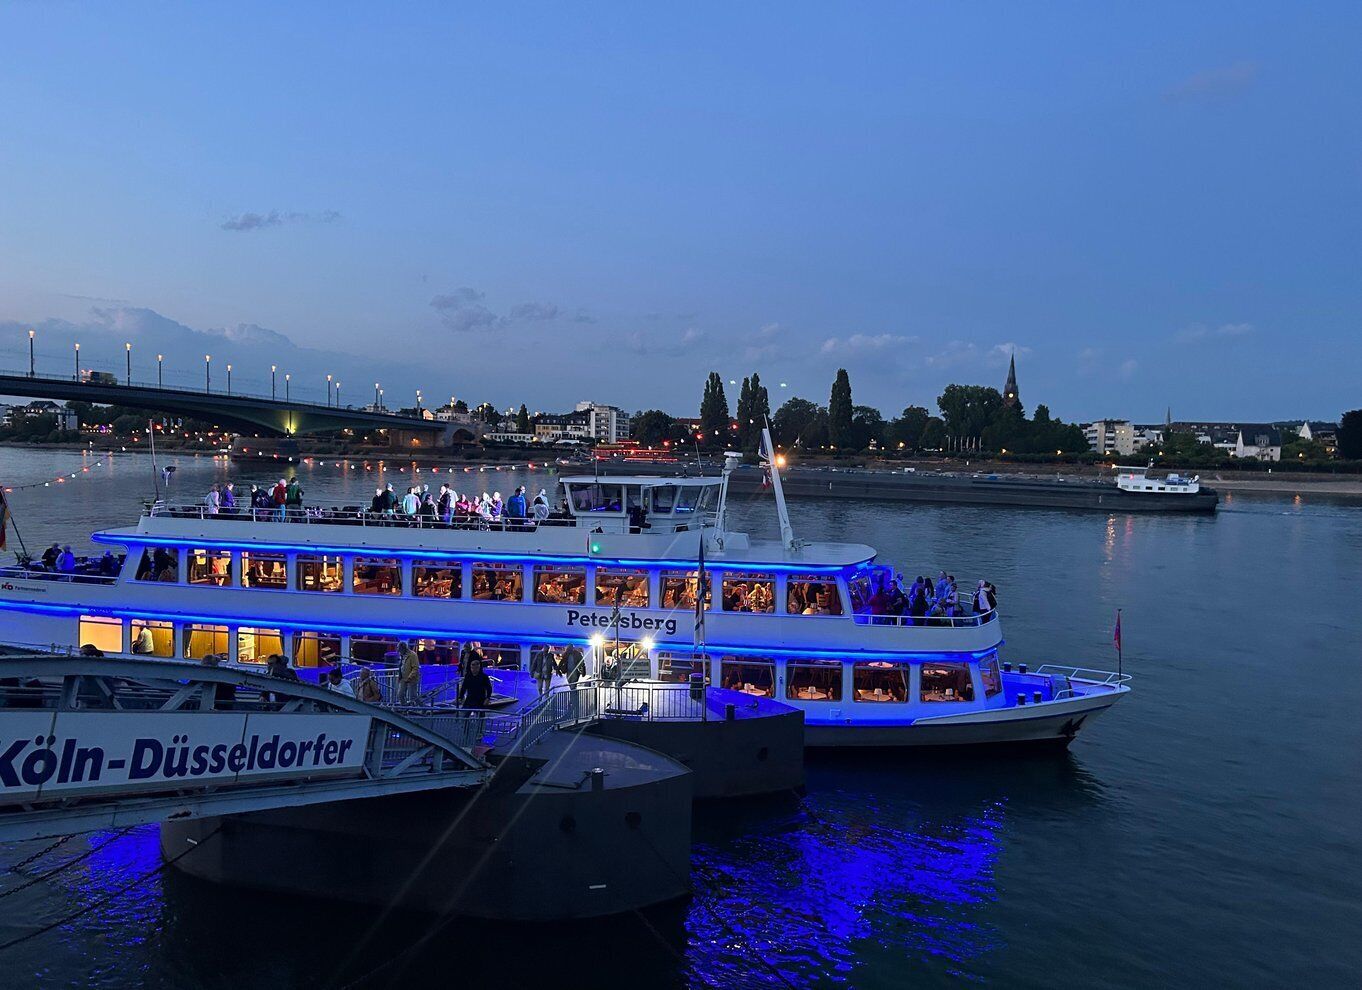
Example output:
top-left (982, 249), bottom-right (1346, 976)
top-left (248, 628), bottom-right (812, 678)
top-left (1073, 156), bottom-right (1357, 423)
top-left (1034, 664), bottom-right (1131, 686)
top-left (852, 608), bottom-right (997, 629)
top-left (145, 501), bottom-right (577, 531)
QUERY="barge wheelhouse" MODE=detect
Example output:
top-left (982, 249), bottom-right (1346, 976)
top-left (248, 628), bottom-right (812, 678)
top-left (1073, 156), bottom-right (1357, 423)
top-left (0, 450), bottom-right (1128, 748)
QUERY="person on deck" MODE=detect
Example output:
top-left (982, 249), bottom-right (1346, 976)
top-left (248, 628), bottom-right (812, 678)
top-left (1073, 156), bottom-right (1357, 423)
top-left (355, 667), bottom-right (383, 704)
top-left (507, 486), bottom-right (527, 520)
top-left (437, 484), bottom-right (453, 523)
top-left (370, 486), bottom-right (386, 515)
top-left (974, 580), bottom-right (996, 615)
top-left (221, 482), bottom-right (236, 513)
top-left (457, 656), bottom-right (493, 710)
top-left (396, 640), bottom-right (421, 706)
top-left (204, 484), bottom-right (220, 515)
top-left (41, 543), bottom-right (60, 569)
top-left (250, 484), bottom-right (271, 514)
top-left (98, 550), bottom-right (120, 577)
top-left (327, 667), bottom-right (356, 698)
top-left (271, 479), bottom-right (288, 521)
top-left (531, 489), bottom-right (550, 522)
top-left (401, 487), bottom-right (419, 516)
top-left (529, 644), bottom-right (555, 696)
top-left (284, 478), bottom-right (304, 516)
top-left (56, 546), bottom-right (76, 572)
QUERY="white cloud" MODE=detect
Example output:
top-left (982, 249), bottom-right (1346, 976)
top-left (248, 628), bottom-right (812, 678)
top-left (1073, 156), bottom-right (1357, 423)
top-left (1175, 322), bottom-right (1254, 343)
top-left (987, 341), bottom-right (1031, 366)
top-left (1163, 62), bottom-right (1260, 103)
top-left (819, 333), bottom-right (916, 355)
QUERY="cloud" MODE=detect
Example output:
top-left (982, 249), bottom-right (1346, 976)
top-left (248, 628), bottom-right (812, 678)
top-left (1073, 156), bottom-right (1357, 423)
top-left (820, 333), bottom-right (916, 355)
top-left (1163, 62), bottom-right (1259, 103)
top-left (219, 209), bottom-right (342, 232)
top-left (1118, 358), bottom-right (1139, 380)
top-left (622, 326), bottom-right (707, 357)
top-left (1175, 322), bottom-right (1254, 343)
top-left (509, 301), bottom-right (560, 321)
top-left (987, 342), bottom-right (1031, 366)
top-left (923, 340), bottom-right (981, 369)
top-left (430, 288), bottom-right (504, 333)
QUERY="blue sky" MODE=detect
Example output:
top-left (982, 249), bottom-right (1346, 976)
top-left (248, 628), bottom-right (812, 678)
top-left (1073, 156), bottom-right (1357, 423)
top-left (1, 2), bottom-right (1358, 422)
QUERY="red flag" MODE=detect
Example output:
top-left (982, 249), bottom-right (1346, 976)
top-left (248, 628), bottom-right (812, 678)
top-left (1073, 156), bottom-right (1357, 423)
top-left (1113, 610), bottom-right (1122, 653)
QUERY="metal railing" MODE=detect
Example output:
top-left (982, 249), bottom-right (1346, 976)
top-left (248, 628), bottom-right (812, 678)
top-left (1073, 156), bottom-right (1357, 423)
top-left (852, 607), bottom-right (996, 629)
top-left (0, 564), bottom-right (119, 586)
top-left (146, 501), bottom-right (576, 532)
top-left (598, 680), bottom-right (705, 721)
top-left (1034, 664), bottom-right (1132, 686)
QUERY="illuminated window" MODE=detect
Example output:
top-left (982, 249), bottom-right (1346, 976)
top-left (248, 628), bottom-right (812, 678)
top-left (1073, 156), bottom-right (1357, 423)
top-left (236, 626), bottom-right (283, 664)
top-left (674, 484), bottom-right (718, 516)
top-left (533, 565), bottom-right (587, 605)
top-left (78, 615), bottom-right (123, 654)
top-left (471, 562), bottom-right (523, 602)
top-left (785, 660), bottom-right (843, 702)
top-left (130, 619), bottom-right (174, 657)
top-left (187, 548), bottom-right (232, 586)
top-left (920, 663), bottom-right (974, 703)
top-left (297, 554), bottom-right (343, 593)
top-left (353, 557), bottom-right (402, 596)
top-left (657, 651), bottom-right (707, 684)
top-left (476, 641), bottom-right (522, 670)
top-left (595, 568), bottom-right (649, 608)
top-left (350, 635), bottom-right (401, 665)
top-left (786, 576), bottom-right (843, 615)
top-left (721, 573), bottom-right (775, 613)
top-left (980, 654), bottom-right (1002, 697)
top-left (660, 570), bottom-right (710, 610)
top-left (853, 661), bottom-right (909, 703)
top-left (241, 552), bottom-right (288, 589)
top-left (413, 561), bottom-right (462, 599)
top-left (413, 638), bottom-right (459, 665)
top-left (183, 623), bottom-right (228, 660)
top-left (718, 657), bottom-right (775, 698)
top-left (293, 631), bottom-right (342, 668)
top-left (570, 483), bottom-right (623, 513)
top-left (134, 547), bottom-right (178, 582)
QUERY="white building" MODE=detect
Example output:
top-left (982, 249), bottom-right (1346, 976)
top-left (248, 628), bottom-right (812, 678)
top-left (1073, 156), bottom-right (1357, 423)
top-left (1235, 426), bottom-right (1282, 462)
top-left (573, 402), bottom-right (631, 444)
top-left (3, 400), bottom-right (78, 432)
top-left (1083, 419), bottom-right (1139, 456)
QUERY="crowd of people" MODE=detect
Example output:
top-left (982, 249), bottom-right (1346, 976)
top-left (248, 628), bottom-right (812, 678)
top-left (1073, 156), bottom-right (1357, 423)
top-left (203, 479), bottom-right (304, 520)
top-left (855, 569), bottom-right (998, 622)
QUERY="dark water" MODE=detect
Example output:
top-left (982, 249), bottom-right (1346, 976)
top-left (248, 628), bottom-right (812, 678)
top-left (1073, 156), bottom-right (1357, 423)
top-left (1, 447), bottom-right (1360, 988)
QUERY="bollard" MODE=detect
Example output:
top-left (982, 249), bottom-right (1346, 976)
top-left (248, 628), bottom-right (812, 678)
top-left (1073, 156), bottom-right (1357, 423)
top-left (1002, 662), bottom-right (1013, 673)
top-left (1033, 690), bottom-right (1043, 704)
top-left (725, 703), bottom-right (735, 721)
top-left (1017, 693), bottom-right (1027, 705)
top-left (689, 672), bottom-right (704, 702)
top-left (589, 768), bottom-right (605, 792)
top-left (1018, 663), bottom-right (1028, 675)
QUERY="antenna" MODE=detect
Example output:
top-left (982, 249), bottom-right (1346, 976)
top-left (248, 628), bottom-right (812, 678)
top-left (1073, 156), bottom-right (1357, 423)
top-left (760, 423), bottom-right (797, 552)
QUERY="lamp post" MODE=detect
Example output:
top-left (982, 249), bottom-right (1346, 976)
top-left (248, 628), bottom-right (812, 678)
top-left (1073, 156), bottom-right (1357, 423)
top-left (374, 382), bottom-right (380, 408)
top-left (226, 364), bottom-right (232, 395)
top-left (326, 374), bottom-right (333, 407)
top-left (28, 329), bottom-right (35, 377)
top-left (285, 373), bottom-right (290, 402)
top-left (205, 355), bottom-right (211, 393)
top-left (271, 365), bottom-right (277, 400)
top-left (379, 387), bottom-right (384, 410)
top-left (156, 354), bottom-right (163, 388)
top-left (335, 380), bottom-right (341, 407)
top-left (125, 342), bottom-right (132, 386)
top-left (416, 389), bottom-right (423, 414)
top-left (73, 342), bottom-right (80, 380)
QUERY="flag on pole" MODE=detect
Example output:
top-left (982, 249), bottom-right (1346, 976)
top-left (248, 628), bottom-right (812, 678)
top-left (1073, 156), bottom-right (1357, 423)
top-left (1113, 609), bottom-right (1122, 654)
top-left (694, 538), bottom-right (707, 646)
top-left (0, 488), bottom-right (8, 551)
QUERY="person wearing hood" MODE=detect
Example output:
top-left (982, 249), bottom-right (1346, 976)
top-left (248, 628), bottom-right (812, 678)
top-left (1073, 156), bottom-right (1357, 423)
top-left (531, 489), bottom-right (550, 522)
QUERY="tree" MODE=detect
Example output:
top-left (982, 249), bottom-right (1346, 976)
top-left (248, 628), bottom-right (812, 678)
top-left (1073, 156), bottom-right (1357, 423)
top-left (1339, 410), bottom-right (1362, 460)
top-left (515, 404), bottom-right (531, 433)
top-left (828, 369), bottom-right (853, 449)
top-left (937, 384), bottom-right (1004, 443)
top-left (750, 373), bottom-right (770, 432)
top-left (887, 405), bottom-right (930, 450)
top-left (735, 377), bottom-right (754, 451)
top-left (476, 402), bottom-right (500, 426)
top-left (632, 409), bottom-right (677, 446)
top-left (453, 398), bottom-right (469, 413)
top-left (920, 416), bottom-right (946, 449)
top-left (698, 372), bottom-right (730, 447)
top-left (772, 397), bottom-right (827, 449)
top-left (850, 405), bottom-right (886, 450)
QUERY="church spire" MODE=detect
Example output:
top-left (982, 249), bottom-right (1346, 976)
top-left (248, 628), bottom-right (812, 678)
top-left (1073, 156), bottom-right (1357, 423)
top-left (1003, 354), bottom-right (1019, 409)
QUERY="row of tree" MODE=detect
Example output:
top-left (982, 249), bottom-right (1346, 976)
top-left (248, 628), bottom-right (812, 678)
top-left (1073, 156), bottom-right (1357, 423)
top-left (631, 368), bottom-right (1089, 455)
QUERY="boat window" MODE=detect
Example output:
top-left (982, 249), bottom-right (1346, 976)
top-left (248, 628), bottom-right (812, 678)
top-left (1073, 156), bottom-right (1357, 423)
top-left (78, 615), bottom-right (123, 654)
top-left (414, 638), bottom-right (459, 665)
top-left (534, 565), bottom-right (587, 605)
top-left (241, 552), bottom-right (288, 590)
top-left (134, 547), bottom-right (178, 582)
top-left (786, 660), bottom-right (843, 702)
top-left (413, 560), bottom-right (462, 599)
top-left (649, 486), bottom-right (676, 514)
top-left (296, 554), bottom-right (344, 593)
top-left (130, 619), bottom-right (174, 657)
top-left (472, 562), bottom-right (524, 602)
top-left (236, 626), bottom-right (283, 664)
top-left (722, 573), bottom-right (775, 613)
top-left (187, 548), bottom-right (232, 586)
top-left (183, 623), bottom-right (228, 660)
top-left (920, 663), bottom-right (974, 703)
top-left (787, 576), bottom-right (843, 615)
top-left (570, 483), bottom-right (623, 513)
top-left (657, 650), bottom-right (707, 684)
top-left (350, 635), bottom-right (400, 665)
top-left (853, 661), bottom-right (909, 702)
top-left (660, 569), bottom-right (711, 610)
top-left (719, 657), bottom-right (775, 698)
top-left (476, 641), bottom-right (522, 670)
top-left (595, 568), bottom-right (649, 608)
top-left (848, 572), bottom-right (871, 612)
top-left (600, 641), bottom-right (650, 679)
top-left (293, 630), bottom-right (342, 668)
top-left (980, 654), bottom-right (1002, 697)
top-left (674, 486), bottom-right (701, 514)
top-left (353, 557), bottom-right (402, 596)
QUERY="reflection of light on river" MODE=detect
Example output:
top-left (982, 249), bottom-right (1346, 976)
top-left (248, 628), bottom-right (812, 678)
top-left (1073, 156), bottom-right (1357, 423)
top-left (686, 798), bottom-right (1006, 986)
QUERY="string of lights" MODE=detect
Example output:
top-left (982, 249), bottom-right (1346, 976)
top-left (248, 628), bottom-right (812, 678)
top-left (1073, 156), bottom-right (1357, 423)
top-left (2, 458), bottom-right (109, 494)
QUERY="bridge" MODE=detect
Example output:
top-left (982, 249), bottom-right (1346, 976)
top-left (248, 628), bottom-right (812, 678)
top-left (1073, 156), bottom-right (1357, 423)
top-left (0, 656), bottom-right (494, 842)
top-left (0, 371), bottom-right (456, 440)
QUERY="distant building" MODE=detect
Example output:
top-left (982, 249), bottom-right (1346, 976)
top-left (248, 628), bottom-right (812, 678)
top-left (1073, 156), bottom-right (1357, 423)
top-left (1002, 355), bottom-right (1020, 410)
top-left (482, 431), bottom-right (536, 444)
top-left (1235, 426), bottom-right (1283, 462)
top-left (533, 410), bottom-right (592, 442)
top-left (1083, 419), bottom-right (1138, 456)
top-left (3, 400), bottom-right (77, 432)
top-left (574, 402), bottom-right (631, 443)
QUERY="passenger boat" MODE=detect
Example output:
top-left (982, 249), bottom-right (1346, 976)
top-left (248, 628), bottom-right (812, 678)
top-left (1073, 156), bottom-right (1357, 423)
top-left (0, 433), bottom-right (1129, 747)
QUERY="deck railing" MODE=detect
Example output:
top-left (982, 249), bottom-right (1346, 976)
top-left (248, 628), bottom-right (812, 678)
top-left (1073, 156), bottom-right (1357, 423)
top-left (851, 608), bottom-right (996, 629)
top-left (146, 501), bottom-right (578, 531)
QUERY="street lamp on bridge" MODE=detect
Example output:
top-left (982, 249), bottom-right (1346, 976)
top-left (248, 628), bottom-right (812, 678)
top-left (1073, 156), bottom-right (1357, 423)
top-left (416, 389), bottom-right (423, 414)
top-left (374, 382), bottom-right (380, 408)
top-left (271, 365), bottom-right (277, 400)
top-left (73, 342), bottom-right (79, 381)
top-left (285, 373), bottom-right (290, 402)
top-left (205, 355), bottom-right (211, 393)
top-left (326, 374), bottom-right (333, 407)
top-left (125, 342), bottom-right (132, 386)
top-left (157, 355), bottom-right (163, 388)
top-left (335, 380), bottom-right (341, 407)
top-left (28, 329), bottom-right (35, 377)
top-left (226, 364), bottom-right (233, 395)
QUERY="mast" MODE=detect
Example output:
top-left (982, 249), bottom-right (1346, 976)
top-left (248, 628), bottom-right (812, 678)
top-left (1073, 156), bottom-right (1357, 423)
top-left (760, 425), bottom-right (797, 552)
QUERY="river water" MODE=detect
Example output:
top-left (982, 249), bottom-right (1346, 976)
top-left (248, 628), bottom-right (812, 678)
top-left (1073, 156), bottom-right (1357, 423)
top-left (0, 447), bottom-right (1359, 989)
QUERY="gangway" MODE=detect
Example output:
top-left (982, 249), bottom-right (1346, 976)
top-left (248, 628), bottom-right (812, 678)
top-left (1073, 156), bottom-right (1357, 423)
top-left (0, 656), bottom-right (492, 842)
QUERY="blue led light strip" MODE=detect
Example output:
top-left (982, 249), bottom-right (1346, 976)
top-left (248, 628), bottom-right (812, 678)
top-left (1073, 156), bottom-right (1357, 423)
top-left (0, 598), bottom-right (998, 663)
top-left (90, 531), bottom-right (865, 574)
